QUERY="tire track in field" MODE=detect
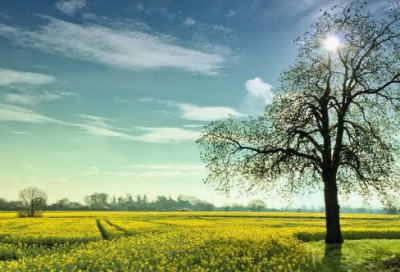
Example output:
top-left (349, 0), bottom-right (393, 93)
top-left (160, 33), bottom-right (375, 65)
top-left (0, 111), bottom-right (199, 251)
top-left (96, 219), bottom-right (110, 240)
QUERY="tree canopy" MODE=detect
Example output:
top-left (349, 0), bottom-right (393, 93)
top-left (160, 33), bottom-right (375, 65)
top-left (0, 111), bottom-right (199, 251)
top-left (197, 0), bottom-right (400, 244)
top-left (18, 187), bottom-right (48, 218)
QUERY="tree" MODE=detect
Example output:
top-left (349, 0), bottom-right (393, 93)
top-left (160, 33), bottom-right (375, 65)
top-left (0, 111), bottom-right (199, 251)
top-left (84, 193), bottom-right (110, 210)
top-left (384, 196), bottom-right (400, 214)
top-left (223, 203), bottom-right (231, 211)
top-left (55, 198), bottom-right (70, 211)
top-left (18, 187), bottom-right (48, 218)
top-left (197, 1), bottom-right (400, 244)
top-left (248, 200), bottom-right (267, 212)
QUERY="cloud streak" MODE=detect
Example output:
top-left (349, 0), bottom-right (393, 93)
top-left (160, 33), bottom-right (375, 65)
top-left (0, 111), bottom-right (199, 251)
top-left (0, 16), bottom-right (230, 75)
top-left (0, 104), bottom-right (201, 143)
top-left (105, 164), bottom-right (207, 178)
top-left (139, 99), bottom-right (244, 121)
top-left (0, 104), bottom-right (61, 123)
top-left (5, 91), bottom-right (76, 104)
top-left (0, 68), bottom-right (56, 86)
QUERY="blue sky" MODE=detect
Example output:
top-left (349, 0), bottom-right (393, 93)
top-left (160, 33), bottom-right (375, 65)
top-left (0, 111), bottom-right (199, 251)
top-left (0, 0), bottom-right (387, 207)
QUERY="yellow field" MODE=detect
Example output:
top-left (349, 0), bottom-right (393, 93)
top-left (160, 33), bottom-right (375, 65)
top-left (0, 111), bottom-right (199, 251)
top-left (0, 211), bottom-right (399, 271)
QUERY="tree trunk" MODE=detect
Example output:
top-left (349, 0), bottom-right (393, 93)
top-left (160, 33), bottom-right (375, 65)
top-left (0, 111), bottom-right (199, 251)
top-left (323, 171), bottom-right (344, 244)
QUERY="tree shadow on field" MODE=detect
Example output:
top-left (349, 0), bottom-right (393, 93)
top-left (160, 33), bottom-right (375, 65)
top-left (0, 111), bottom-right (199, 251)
top-left (321, 244), bottom-right (345, 272)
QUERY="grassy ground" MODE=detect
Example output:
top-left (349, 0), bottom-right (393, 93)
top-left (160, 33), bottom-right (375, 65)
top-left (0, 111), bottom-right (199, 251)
top-left (309, 240), bottom-right (400, 272)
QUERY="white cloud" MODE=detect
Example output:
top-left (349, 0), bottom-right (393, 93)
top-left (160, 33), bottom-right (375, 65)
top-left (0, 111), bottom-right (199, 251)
top-left (212, 25), bottom-right (233, 34)
top-left (125, 164), bottom-right (206, 171)
top-left (0, 104), bottom-right (61, 123)
top-left (5, 91), bottom-right (75, 105)
top-left (182, 124), bottom-right (204, 128)
top-left (177, 103), bottom-right (244, 121)
top-left (0, 17), bottom-right (230, 75)
top-left (75, 114), bottom-right (135, 140)
top-left (0, 68), bottom-right (56, 86)
top-left (0, 104), bottom-right (201, 143)
top-left (105, 164), bottom-right (207, 178)
top-left (27, 165), bottom-right (35, 171)
top-left (131, 126), bottom-right (200, 143)
top-left (183, 17), bottom-right (196, 26)
top-left (138, 99), bottom-right (244, 121)
top-left (55, 0), bottom-right (86, 15)
top-left (227, 10), bottom-right (237, 18)
top-left (82, 165), bottom-right (100, 175)
top-left (7, 130), bottom-right (31, 135)
top-left (74, 114), bottom-right (199, 143)
top-left (245, 77), bottom-right (274, 104)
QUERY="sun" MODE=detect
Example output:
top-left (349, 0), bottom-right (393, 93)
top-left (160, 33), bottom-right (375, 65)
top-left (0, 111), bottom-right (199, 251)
top-left (324, 36), bottom-right (340, 51)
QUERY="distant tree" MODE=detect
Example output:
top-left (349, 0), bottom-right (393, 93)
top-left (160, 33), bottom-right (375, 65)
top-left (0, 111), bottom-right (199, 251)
top-left (55, 198), bottom-right (70, 211)
top-left (84, 193), bottom-right (110, 210)
top-left (197, 1), bottom-right (400, 244)
top-left (18, 187), bottom-right (48, 218)
top-left (110, 196), bottom-right (117, 210)
top-left (231, 203), bottom-right (247, 211)
top-left (384, 196), bottom-right (400, 215)
top-left (203, 202), bottom-right (215, 211)
top-left (223, 203), bottom-right (231, 212)
top-left (248, 200), bottom-right (267, 212)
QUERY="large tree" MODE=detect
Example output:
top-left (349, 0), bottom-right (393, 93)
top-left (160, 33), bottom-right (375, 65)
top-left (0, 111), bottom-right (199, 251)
top-left (197, 0), bottom-right (400, 244)
top-left (18, 187), bottom-right (48, 218)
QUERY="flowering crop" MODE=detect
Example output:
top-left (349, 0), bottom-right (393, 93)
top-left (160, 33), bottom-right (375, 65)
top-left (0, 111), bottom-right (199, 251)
top-left (0, 218), bottom-right (101, 245)
top-left (0, 212), bottom-right (399, 271)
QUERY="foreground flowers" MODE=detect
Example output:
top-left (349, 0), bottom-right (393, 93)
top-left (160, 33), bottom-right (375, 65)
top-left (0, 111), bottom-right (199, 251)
top-left (0, 212), bottom-right (399, 271)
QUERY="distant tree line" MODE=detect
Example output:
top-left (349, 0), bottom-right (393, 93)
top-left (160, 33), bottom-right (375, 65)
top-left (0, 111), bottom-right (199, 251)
top-left (0, 187), bottom-right (398, 217)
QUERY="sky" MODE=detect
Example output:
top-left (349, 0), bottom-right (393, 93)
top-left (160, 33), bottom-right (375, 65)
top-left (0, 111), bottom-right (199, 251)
top-left (0, 0), bottom-right (389, 208)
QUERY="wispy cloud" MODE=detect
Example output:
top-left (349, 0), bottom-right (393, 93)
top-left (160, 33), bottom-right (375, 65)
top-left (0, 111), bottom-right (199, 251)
top-left (0, 104), bottom-right (200, 143)
top-left (182, 124), bottom-right (205, 128)
top-left (124, 164), bottom-right (206, 171)
top-left (55, 0), bottom-right (86, 15)
top-left (75, 114), bottom-right (200, 143)
top-left (7, 130), bottom-right (31, 135)
top-left (131, 126), bottom-right (200, 143)
top-left (0, 68), bottom-right (56, 86)
top-left (177, 103), bottom-right (243, 121)
top-left (0, 16), bottom-right (230, 75)
top-left (183, 17), bottom-right (196, 26)
top-left (125, 4), bottom-right (175, 19)
top-left (82, 165), bottom-right (100, 175)
top-left (140, 99), bottom-right (244, 121)
top-left (227, 10), bottom-right (237, 18)
top-left (0, 9), bottom-right (11, 20)
top-left (4, 91), bottom-right (76, 105)
top-left (74, 114), bottom-right (135, 140)
top-left (106, 164), bottom-right (206, 178)
top-left (0, 104), bottom-right (61, 123)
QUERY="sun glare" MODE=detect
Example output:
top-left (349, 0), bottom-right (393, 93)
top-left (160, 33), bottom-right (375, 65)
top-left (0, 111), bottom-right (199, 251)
top-left (324, 36), bottom-right (340, 51)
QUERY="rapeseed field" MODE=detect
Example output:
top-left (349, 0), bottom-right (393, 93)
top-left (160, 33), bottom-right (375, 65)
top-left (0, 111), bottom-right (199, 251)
top-left (0, 212), bottom-right (399, 271)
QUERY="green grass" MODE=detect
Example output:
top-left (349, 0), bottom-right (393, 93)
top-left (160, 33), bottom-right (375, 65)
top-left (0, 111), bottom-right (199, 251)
top-left (308, 240), bottom-right (400, 272)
